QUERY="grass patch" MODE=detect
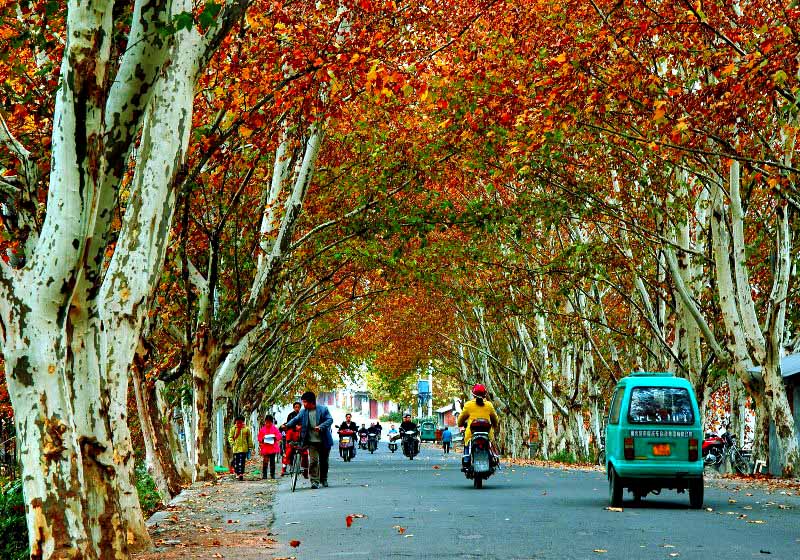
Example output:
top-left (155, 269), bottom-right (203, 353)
top-left (0, 479), bottom-right (29, 560)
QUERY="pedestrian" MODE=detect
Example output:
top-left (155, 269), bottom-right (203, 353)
top-left (228, 415), bottom-right (253, 481)
top-left (258, 414), bottom-right (282, 479)
top-left (441, 426), bottom-right (452, 454)
top-left (281, 391), bottom-right (334, 489)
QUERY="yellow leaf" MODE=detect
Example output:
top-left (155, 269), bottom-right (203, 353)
top-left (239, 125), bottom-right (253, 139)
top-left (366, 62), bottom-right (379, 84)
top-left (554, 53), bottom-right (567, 63)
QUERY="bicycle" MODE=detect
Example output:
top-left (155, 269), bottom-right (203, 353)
top-left (289, 445), bottom-right (309, 492)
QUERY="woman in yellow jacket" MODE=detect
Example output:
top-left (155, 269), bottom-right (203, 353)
top-left (228, 415), bottom-right (253, 480)
top-left (458, 384), bottom-right (499, 468)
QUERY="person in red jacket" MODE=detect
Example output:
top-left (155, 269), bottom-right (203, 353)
top-left (281, 420), bottom-right (307, 477)
top-left (258, 415), bottom-right (283, 479)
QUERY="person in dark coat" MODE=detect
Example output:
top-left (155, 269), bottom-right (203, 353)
top-left (282, 391), bottom-right (334, 488)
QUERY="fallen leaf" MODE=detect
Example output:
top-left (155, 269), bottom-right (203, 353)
top-left (593, 549), bottom-right (607, 553)
top-left (212, 554), bottom-right (223, 559)
top-left (662, 544), bottom-right (675, 548)
top-left (669, 554), bottom-right (679, 558)
top-left (728, 499), bottom-right (737, 504)
top-left (346, 515), bottom-right (353, 528)
top-left (747, 520), bottom-right (766, 524)
top-left (432, 465), bottom-right (441, 469)
top-left (393, 525), bottom-right (406, 534)
top-left (403, 534), bottom-right (414, 538)
top-left (289, 540), bottom-right (301, 547)
top-left (604, 507), bottom-right (623, 512)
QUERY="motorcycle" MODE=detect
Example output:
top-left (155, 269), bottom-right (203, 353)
top-left (338, 429), bottom-right (356, 462)
top-left (703, 427), bottom-right (751, 474)
top-left (367, 432), bottom-right (379, 453)
top-left (462, 419), bottom-right (497, 489)
top-left (358, 432), bottom-right (368, 450)
top-left (388, 435), bottom-right (398, 453)
top-left (400, 430), bottom-right (419, 460)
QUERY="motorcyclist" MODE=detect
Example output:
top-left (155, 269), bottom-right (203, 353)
top-left (398, 413), bottom-right (419, 455)
top-left (367, 422), bottom-right (381, 435)
top-left (339, 413), bottom-right (358, 457)
top-left (339, 413), bottom-right (358, 433)
top-left (458, 384), bottom-right (499, 470)
top-left (399, 414), bottom-right (418, 435)
top-left (387, 424), bottom-right (399, 451)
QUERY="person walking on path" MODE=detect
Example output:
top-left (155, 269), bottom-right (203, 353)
top-left (282, 391), bottom-right (334, 489)
top-left (258, 414), bottom-right (282, 479)
top-left (229, 415), bottom-right (253, 481)
top-left (441, 426), bottom-right (452, 454)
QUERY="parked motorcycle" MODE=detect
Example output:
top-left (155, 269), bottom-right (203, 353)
top-left (358, 432), bottom-right (368, 450)
top-left (338, 429), bottom-right (356, 462)
top-left (462, 419), bottom-right (497, 489)
top-left (401, 430), bottom-right (419, 460)
top-left (702, 427), bottom-right (751, 474)
top-left (367, 432), bottom-right (379, 454)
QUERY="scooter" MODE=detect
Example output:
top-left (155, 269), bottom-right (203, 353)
top-left (358, 432), bottom-right (368, 450)
top-left (367, 432), bottom-right (379, 453)
top-left (462, 419), bottom-right (497, 489)
top-left (401, 430), bottom-right (419, 460)
top-left (338, 429), bottom-right (356, 462)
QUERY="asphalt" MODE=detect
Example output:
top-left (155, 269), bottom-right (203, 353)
top-left (272, 444), bottom-right (800, 560)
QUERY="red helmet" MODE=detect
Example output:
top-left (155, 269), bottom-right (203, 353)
top-left (472, 384), bottom-right (487, 397)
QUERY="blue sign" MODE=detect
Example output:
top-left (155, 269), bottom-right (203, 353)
top-left (417, 380), bottom-right (430, 394)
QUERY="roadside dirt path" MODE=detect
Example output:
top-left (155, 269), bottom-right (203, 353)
top-left (133, 460), bottom-right (290, 560)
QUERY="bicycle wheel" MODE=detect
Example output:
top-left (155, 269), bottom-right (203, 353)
top-left (291, 452), bottom-right (301, 492)
top-left (731, 449), bottom-right (750, 475)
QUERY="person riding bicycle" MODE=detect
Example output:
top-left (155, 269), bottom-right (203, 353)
top-left (281, 422), bottom-right (307, 477)
top-left (458, 384), bottom-right (500, 470)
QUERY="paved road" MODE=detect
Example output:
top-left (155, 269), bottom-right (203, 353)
top-left (272, 445), bottom-right (800, 559)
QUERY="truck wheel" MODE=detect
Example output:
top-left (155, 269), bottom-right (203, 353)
top-left (609, 467), bottom-right (623, 507)
top-left (689, 478), bottom-right (704, 509)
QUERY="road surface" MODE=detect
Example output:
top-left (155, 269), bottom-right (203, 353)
top-left (272, 444), bottom-right (800, 559)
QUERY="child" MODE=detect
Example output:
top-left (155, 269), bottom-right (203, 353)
top-left (258, 414), bottom-right (282, 479)
top-left (228, 415), bottom-right (252, 481)
top-left (281, 423), bottom-right (307, 477)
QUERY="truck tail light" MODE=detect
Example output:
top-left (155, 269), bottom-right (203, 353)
top-left (624, 437), bottom-right (634, 460)
top-left (689, 438), bottom-right (698, 461)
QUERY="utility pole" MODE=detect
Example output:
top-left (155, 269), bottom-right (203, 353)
top-left (428, 370), bottom-right (433, 418)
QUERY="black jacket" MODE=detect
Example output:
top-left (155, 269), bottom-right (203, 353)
top-left (339, 421), bottom-right (358, 432)
top-left (399, 421), bottom-right (418, 434)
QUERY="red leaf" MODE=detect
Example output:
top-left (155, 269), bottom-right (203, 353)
top-left (289, 540), bottom-right (301, 547)
top-left (346, 515), bottom-right (354, 528)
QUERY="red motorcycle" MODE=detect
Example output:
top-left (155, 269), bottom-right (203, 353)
top-left (702, 427), bottom-right (750, 474)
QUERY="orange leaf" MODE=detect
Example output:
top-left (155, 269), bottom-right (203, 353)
top-left (346, 515), bottom-right (353, 528)
top-left (289, 540), bottom-right (301, 547)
